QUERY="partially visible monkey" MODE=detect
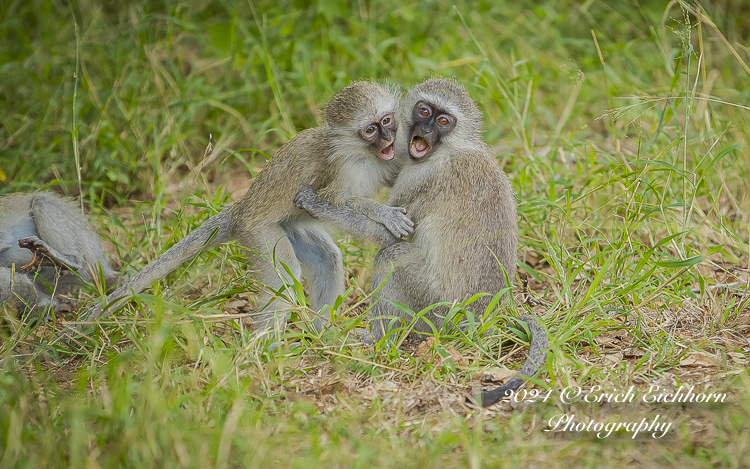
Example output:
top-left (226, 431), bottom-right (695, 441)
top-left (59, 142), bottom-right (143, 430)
top-left (294, 78), bottom-right (548, 407)
top-left (82, 81), bottom-right (413, 335)
top-left (0, 192), bottom-right (117, 316)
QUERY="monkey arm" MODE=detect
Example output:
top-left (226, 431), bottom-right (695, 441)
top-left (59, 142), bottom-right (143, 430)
top-left (343, 197), bottom-right (414, 239)
top-left (294, 185), bottom-right (399, 247)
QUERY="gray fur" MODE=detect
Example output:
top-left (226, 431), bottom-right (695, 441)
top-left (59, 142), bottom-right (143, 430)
top-left (296, 78), bottom-right (548, 406)
top-left (0, 192), bottom-right (117, 316)
top-left (83, 82), bottom-right (411, 335)
top-left (0, 267), bottom-right (39, 312)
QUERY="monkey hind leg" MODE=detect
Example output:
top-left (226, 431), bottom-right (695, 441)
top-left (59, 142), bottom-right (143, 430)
top-left (243, 226), bottom-right (303, 337)
top-left (369, 243), bottom-right (439, 343)
top-left (284, 222), bottom-right (345, 332)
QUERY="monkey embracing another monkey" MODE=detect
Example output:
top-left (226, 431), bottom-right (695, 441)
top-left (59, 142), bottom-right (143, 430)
top-left (82, 81), bottom-right (413, 336)
top-left (0, 192), bottom-right (117, 317)
top-left (294, 78), bottom-right (548, 407)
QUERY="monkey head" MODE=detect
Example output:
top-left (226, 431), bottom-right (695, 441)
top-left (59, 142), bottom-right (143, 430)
top-left (408, 100), bottom-right (456, 161)
top-left (323, 81), bottom-right (402, 161)
top-left (404, 78), bottom-right (484, 162)
top-left (358, 112), bottom-right (397, 161)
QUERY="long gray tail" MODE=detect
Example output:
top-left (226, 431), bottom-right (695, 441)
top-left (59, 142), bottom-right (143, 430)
top-left (477, 315), bottom-right (548, 407)
top-left (81, 208), bottom-right (233, 323)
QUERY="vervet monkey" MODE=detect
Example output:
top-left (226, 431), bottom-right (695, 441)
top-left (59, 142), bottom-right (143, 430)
top-left (294, 78), bottom-right (548, 406)
top-left (0, 192), bottom-right (117, 315)
top-left (83, 81), bottom-right (413, 335)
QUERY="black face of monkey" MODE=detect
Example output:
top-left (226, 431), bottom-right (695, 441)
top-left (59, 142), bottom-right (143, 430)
top-left (408, 100), bottom-right (457, 162)
top-left (359, 113), bottom-right (397, 161)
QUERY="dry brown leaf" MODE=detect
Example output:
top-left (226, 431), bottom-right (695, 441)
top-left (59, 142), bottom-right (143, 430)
top-left (445, 345), bottom-right (469, 367)
top-left (680, 352), bottom-right (718, 367)
top-left (223, 300), bottom-right (245, 310)
top-left (414, 338), bottom-right (469, 367)
top-left (359, 386), bottom-right (378, 400)
top-left (284, 392), bottom-right (315, 404)
top-left (604, 353), bottom-right (623, 365)
top-left (416, 337), bottom-right (436, 357)
top-left (317, 382), bottom-right (343, 396)
top-left (478, 368), bottom-right (515, 383)
top-left (727, 352), bottom-right (747, 364)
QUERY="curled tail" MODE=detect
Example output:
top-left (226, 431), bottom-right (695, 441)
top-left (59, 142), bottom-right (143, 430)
top-left (81, 208), bottom-right (234, 323)
top-left (477, 315), bottom-right (548, 407)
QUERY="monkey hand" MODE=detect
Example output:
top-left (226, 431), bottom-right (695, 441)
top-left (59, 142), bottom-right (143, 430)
top-left (18, 236), bottom-right (51, 271)
top-left (294, 185), bottom-right (322, 217)
top-left (18, 236), bottom-right (75, 272)
top-left (374, 205), bottom-right (414, 239)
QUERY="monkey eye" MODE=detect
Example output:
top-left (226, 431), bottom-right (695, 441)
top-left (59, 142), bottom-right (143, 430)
top-left (381, 116), bottom-right (392, 126)
top-left (419, 107), bottom-right (431, 117)
top-left (365, 125), bottom-right (377, 135)
top-left (437, 116), bottom-right (449, 126)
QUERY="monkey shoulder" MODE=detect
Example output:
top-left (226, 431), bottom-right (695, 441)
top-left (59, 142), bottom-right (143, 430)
top-left (255, 127), bottom-right (331, 182)
top-left (28, 191), bottom-right (77, 209)
top-left (236, 127), bottom-right (340, 222)
top-left (449, 148), bottom-right (513, 194)
top-left (28, 192), bottom-right (96, 243)
top-left (269, 128), bottom-right (327, 165)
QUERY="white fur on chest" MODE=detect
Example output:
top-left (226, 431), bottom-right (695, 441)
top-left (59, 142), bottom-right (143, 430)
top-left (337, 157), bottom-right (390, 199)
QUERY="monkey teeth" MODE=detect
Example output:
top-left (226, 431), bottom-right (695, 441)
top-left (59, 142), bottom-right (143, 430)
top-left (410, 136), bottom-right (430, 159)
top-left (380, 143), bottom-right (395, 161)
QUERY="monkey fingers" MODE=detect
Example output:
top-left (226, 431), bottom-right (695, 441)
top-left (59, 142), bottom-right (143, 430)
top-left (19, 250), bottom-right (38, 271)
top-left (374, 205), bottom-right (414, 239)
top-left (293, 185), bottom-right (321, 216)
top-left (18, 237), bottom-right (45, 271)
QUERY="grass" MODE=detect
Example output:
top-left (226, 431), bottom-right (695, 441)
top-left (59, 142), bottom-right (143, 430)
top-left (2, 0), bottom-right (750, 466)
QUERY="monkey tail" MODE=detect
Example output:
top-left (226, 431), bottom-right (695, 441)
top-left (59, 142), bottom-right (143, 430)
top-left (475, 315), bottom-right (548, 407)
top-left (80, 209), bottom-right (234, 324)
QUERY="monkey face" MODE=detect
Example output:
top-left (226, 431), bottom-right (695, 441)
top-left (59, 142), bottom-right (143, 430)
top-left (359, 113), bottom-right (397, 161)
top-left (409, 100), bottom-right (456, 162)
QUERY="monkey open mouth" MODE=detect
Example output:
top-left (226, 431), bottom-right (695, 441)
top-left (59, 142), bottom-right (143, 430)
top-left (379, 143), bottom-right (395, 161)
top-left (410, 136), bottom-right (430, 159)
